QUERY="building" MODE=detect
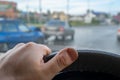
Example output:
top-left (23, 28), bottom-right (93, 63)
top-left (92, 11), bottom-right (112, 25)
top-left (0, 1), bottom-right (17, 19)
top-left (83, 10), bottom-right (96, 23)
top-left (113, 13), bottom-right (120, 24)
top-left (52, 11), bottom-right (67, 21)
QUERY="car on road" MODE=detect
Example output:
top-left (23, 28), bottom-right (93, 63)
top-left (42, 20), bottom-right (74, 40)
top-left (0, 19), bottom-right (45, 51)
top-left (117, 28), bottom-right (120, 40)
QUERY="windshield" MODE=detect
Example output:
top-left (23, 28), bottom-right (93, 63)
top-left (0, 0), bottom-right (120, 54)
top-left (0, 22), bottom-right (18, 32)
top-left (19, 24), bottom-right (30, 32)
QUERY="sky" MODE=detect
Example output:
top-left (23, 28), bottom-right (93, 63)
top-left (4, 0), bottom-right (120, 15)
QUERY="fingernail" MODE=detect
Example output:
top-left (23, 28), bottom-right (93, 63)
top-left (67, 48), bottom-right (78, 61)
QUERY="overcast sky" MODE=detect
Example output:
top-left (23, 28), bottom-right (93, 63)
top-left (5, 0), bottom-right (120, 15)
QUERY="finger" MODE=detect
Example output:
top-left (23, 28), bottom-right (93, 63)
top-left (39, 45), bottom-right (51, 56)
top-left (0, 43), bottom-right (26, 61)
top-left (6, 43), bottom-right (25, 53)
top-left (5, 43), bottom-right (25, 56)
top-left (25, 42), bottom-right (51, 56)
top-left (13, 43), bottom-right (25, 49)
top-left (43, 48), bottom-right (78, 79)
top-left (17, 42), bottom-right (51, 62)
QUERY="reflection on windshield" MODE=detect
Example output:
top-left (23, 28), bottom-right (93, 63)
top-left (0, 0), bottom-right (120, 54)
top-left (0, 22), bottom-right (17, 32)
top-left (19, 24), bottom-right (29, 32)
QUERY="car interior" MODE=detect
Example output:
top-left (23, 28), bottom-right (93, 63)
top-left (0, 0), bottom-right (120, 80)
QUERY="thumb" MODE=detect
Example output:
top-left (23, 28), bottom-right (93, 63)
top-left (43, 48), bottom-right (78, 79)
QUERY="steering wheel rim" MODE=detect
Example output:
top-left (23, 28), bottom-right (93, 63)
top-left (44, 50), bottom-right (120, 80)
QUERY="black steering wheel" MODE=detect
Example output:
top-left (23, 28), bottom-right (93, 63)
top-left (44, 50), bottom-right (120, 80)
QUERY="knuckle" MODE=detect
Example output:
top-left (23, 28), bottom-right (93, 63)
top-left (15, 43), bottom-right (25, 47)
top-left (26, 42), bottom-right (36, 47)
top-left (40, 45), bottom-right (47, 48)
top-left (56, 55), bottom-right (67, 68)
top-left (39, 45), bottom-right (48, 50)
top-left (17, 43), bottom-right (25, 45)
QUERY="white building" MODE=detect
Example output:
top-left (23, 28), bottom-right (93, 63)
top-left (84, 11), bottom-right (96, 23)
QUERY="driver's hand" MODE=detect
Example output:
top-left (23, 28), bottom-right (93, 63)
top-left (0, 42), bottom-right (78, 80)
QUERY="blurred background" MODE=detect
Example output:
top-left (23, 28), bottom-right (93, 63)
top-left (0, 0), bottom-right (120, 54)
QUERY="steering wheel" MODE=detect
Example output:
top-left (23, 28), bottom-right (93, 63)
top-left (44, 50), bottom-right (120, 80)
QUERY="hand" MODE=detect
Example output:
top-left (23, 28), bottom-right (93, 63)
top-left (0, 42), bottom-right (78, 80)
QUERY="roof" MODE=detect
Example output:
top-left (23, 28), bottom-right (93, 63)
top-left (92, 11), bottom-right (107, 16)
top-left (0, 1), bottom-right (16, 5)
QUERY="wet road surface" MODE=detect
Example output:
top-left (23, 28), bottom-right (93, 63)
top-left (45, 25), bottom-right (120, 54)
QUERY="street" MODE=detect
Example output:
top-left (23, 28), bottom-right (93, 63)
top-left (45, 25), bottom-right (120, 54)
top-left (1, 25), bottom-right (120, 54)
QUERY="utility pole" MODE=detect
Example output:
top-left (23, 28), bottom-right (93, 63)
top-left (66, 0), bottom-right (69, 22)
top-left (87, 0), bottom-right (90, 10)
top-left (26, 5), bottom-right (30, 24)
top-left (39, 0), bottom-right (42, 23)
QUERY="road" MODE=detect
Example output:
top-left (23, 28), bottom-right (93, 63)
top-left (1, 25), bottom-right (120, 54)
top-left (45, 25), bottom-right (120, 54)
